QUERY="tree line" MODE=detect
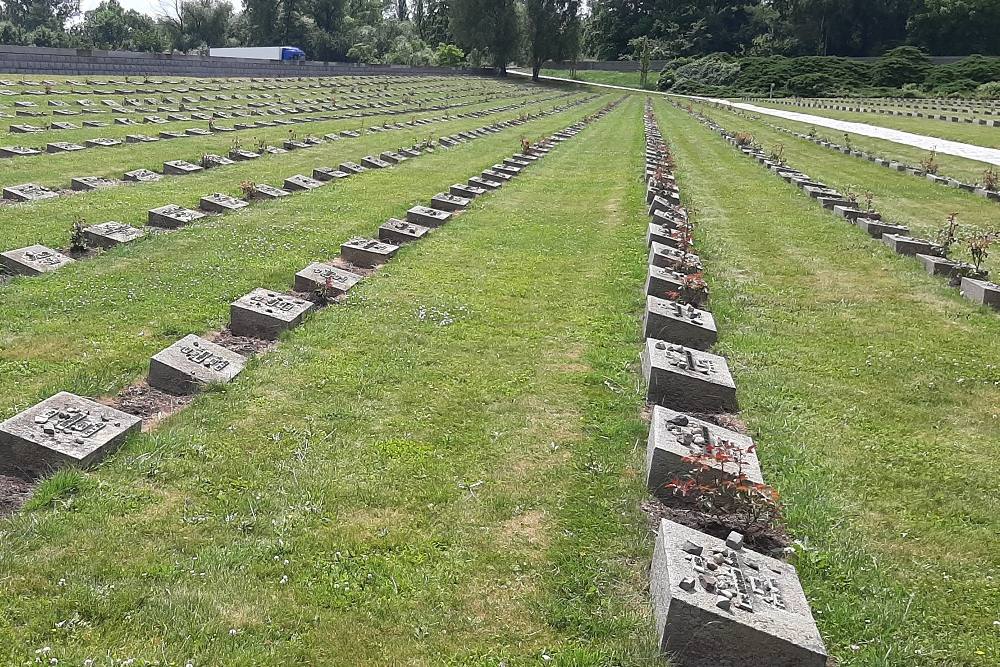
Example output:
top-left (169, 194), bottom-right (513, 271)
top-left (0, 0), bottom-right (994, 72)
top-left (0, 0), bottom-right (582, 77)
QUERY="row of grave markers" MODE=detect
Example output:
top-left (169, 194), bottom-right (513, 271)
top-left (743, 96), bottom-right (1000, 125)
top-left (682, 104), bottom-right (1000, 311)
top-left (0, 91), bottom-right (581, 211)
top-left (714, 102), bottom-right (1000, 204)
top-left (3, 79), bottom-right (512, 135)
top-left (640, 101), bottom-right (828, 667)
top-left (0, 95), bottom-right (597, 278)
top-left (0, 98), bottom-right (623, 479)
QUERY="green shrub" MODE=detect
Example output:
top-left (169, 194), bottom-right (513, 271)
top-left (786, 73), bottom-right (839, 97)
top-left (930, 78), bottom-right (979, 97)
top-left (674, 53), bottom-right (741, 88)
top-left (976, 81), bottom-right (1000, 99)
top-left (871, 46), bottom-right (932, 87)
top-left (657, 68), bottom-right (677, 91)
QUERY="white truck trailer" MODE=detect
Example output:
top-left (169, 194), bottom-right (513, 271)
top-left (208, 47), bottom-right (306, 61)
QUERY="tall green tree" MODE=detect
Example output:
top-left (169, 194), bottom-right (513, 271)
top-left (524, 0), bottom-right (580, 80)
top-left (450, 0), bottom-right (519, 74)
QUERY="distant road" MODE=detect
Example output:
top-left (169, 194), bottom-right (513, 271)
top-left (511, 70), bottom-right (1000, 167)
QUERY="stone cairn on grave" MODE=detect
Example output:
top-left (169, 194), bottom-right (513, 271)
top-left (640, 100), bottom-right (828, 666)
top-left (675, 101), bottom-right (1000, 313)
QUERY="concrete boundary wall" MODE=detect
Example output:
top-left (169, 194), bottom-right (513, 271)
top-left (0, 44), bottom-right (494, 78)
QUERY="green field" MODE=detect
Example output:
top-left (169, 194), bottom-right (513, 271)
top-left (0, 73), bottom-right (998, 666)
top-left (539, 68), bottom-right (653, 90)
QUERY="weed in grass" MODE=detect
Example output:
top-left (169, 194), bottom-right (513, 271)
top-left (69, 217), bottom-right (87, 254)
top-left (22, 469), bottom-right (91, 511)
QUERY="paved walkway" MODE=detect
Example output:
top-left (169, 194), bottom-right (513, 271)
top-left (509, 70), bottom-right (1000, 166)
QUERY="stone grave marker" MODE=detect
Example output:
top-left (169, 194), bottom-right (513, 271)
top-left (379, 218), bottom-right (430, 245)
top-left (199, 193), bottom-right (249, 213)
top-left (379, 151), bottom-right (407, 164)
top-left (294, 262), bottom-right (363, 294)
top-left (650, 519), bottom-right (827, 667)
top-left (482, 169), bottom-right (513, 184)
top-left (46, 141), bottom-right (85, 153)
top-left (360, 155), bottom-right (393, 169)
top-left (85, 138), bottom-right (122, 148)
top-left (0, 146), bottom-right (41, 158)
top-left (2, 183), bottom-right (58, 202)
top-left (340, 237), bottom-right (399, 268)
top-left (162, 160), bottom-right (203, 176)
top-left (0, 392), bottom-right (141, 474)
top-left (229, 148), bottom-right (260, 161)
top-left (857, 218), bottom-right (908, 239)
top-left (313, 167), bottom-right (350, 182)
top-left (230, 288), bottom-right (314, 340)
top-left (148, 334), bottom-right (246, 395)
top-left (642, 339), bottom-right (736, 412)
top-left (644, 296), bottom-right (718, 350)
top-left (284, 174), bottom-right (325, 191)
top-left (249, 184), bottom-right (291, 200)
top-left (70, 176), bottom-right (117, 192)
top-left (339, 161), bottom-right (367, 175)
top-left (960, 277), bottom-right (1000, 309)
top-left (82, 221), bottom-right (146, 249)
top-left (283, 139), bottom-right (310, 150)
top-left (9, 124), bottom-right (43, 133)
top-left (148, 204), bottom-right (206, 228)
top-left (123, 168), bottom-right (161, 183)
top-left (646, 406), bottom-right (763, 498)
top-left (125, 134), bottom-right (158, 143)
top-left (201, 154), bottom-right (234, 169)
top-left (430, 193), bottom-right (471, 212)
top-left (0, 245), bottom-right (74, 276)
top-left (881, 234), bottom-right (940, 257)
top-left (406, 206), bottom-right (451, 228)
top-left (649, 242), bottom-right (702, 274)
top-left (450, 183), bottom-right (485, 199)
top-left (158, 130), bottom-right (185, 139)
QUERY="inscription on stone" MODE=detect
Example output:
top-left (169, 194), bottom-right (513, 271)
top-left (406, 206), bottom-right (451, 228)
top-left (2, 183), bottom-right (58, 202)
top-left (162, 160), bottom-right (204, 175)
top-left (123, 168), bottom-right (161, 183)
top-left (82, 221), bottom-right (146, 248)
top-left (148, 204), bottom-right (206, 228)
top-left (284, 174), bottom-right (325, 191)
top-left (230, 288), bottom-right (314, 340)
top-left (379, 218), bottom-right (430, 245)
top-left (70, 176), bottom-right (117, 192)
top-left (148, 334), bottom-right (246, 395)
top-left (641, 339), bottom-right (737, 413)
top-left (293, 262), bottom-right (363, 294)
top-left (340, 237), bottom-right (399, 268)
top-left (651, 519), bottom-right (827, 667)
top-left (430, 193), bottom-right (470, 212)
top-left (0, 245), bottom-right (74, 276)
top-left (644, 296), bottom-right (718, 350)
top-left (199, 193), bottom-right (249, 213)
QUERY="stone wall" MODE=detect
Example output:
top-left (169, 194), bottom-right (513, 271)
top-left (0, 44), bottom-right (493, 78)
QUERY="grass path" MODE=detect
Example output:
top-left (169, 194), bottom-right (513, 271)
top-left (654, 98), bottom-right (1000, 666)
top-left (0, 96), bottom-right (656, 664)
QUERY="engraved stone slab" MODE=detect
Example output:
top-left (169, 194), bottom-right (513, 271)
top-left (646, 406), bottom-right (762, 498)
top-left (9, 124), bottom-right (43, 133)
top-left (482, 169), bottom-right (513, 183)
top-left (431, 193), bottom-right (470, 212)
top-left (450, 183), bottom-right (486, 199)
top-left (0, 245), bottom-right (74, 276)
top-left (85, 137), bottom-right (122, 148)
top-left (46, 141), bottom-right (85, 153)
top-left (379, 151), bottom-right (406, 164)
top-left (379, 218), bottom-right (430, 245)
top-left (148, 204), bottom-right (206, 228)
top-left (881, 234), bottom-right (939, 257)
top-left (0, 392), bottom-right (141, 474)
top-left (125, 134), bottom-right (158, 143)
top-left (360, 155), bottom-right (392, 169)
top-left (82, 221), bottom-right (146, 248)
top-left (230, 288), bottom-right (313, 340)
top-left (229, 148), bottom-right (260, 161)
top-left (651, 519), bottom-right (827, 667)
top-left (646, 265), bottom-right (703, 304)
top-left (339, 161), bottom-right (367, 175)
top-left (162, 160), bottom-right (203, 176)
top-left (293, 262), bottom-right (363, 294)
top-left (250, 184), bottom-right (291, 200)
top-left (0, 146), bottom-right (41, 158)
top-left (641, 339), bottom-right (737, 413)
top-left (341, 237), bottom-right (399, 268)
top-left (313, 167), bottom-right (350, 181)
top-left (644, 296), bottom-right (717, 350)
top-left (199, 193), bottom-right (249, 213)
top-left (649, 242), bottom-right (702, 274)
top-left (469, 176), bottom-right (502, 191)
top-left (201, 154), bottom-right (234, 169)
top-left (148, 334), bottom-right (246, 395)
top-left (490, 163), bottom-right (521, 177)
top-left (158, 131), bottom-right (185, 139)
top-left (856, 218), bottom-right (908, 239)
top-left (123, 168), bottom-right (161, 183)
top-left (406, 206), bottom-right (451, 228)
top-left (284, 174), bottom-right (325, 191)
top-left (2, 183), bottom-right (58, 202)
top-left (960, 277), bottom-right (1000, 310)
top-left (70, 176), bottom-right (117, 192)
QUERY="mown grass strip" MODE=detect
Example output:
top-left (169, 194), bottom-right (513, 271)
top-left (0, 96), bottom-right (653, 664)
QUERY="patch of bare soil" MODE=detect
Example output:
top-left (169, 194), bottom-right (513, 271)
top-left (208, 329), bottom-right (277, 357)
top-left (328, 256), bottom-right (379, 278)
top-left (0, 473), bottom-right (37, 516)
top-left (101, 381), bottom-right (195, 432)
top-left (641, 497), bottom-right (790, 557)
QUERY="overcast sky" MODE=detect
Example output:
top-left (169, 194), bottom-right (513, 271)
top-left (79, 0), bottom-right (244, 14)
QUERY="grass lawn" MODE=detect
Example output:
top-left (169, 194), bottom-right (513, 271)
top-left (539, 68), bottom-right (654, 91)
top-left (694, 102), bottom-right (1000, 274)
top-left (743, 99), bottom-right (1000, 149)
top-left (653, 98), bottom-right (1000, 666)
top-left (0, 94), bottom-right (659, 664)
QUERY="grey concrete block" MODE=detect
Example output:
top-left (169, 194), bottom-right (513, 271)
top-left (148, 334), bottom-right (246, 395)
top-left (641, 339), bottom-right (737, 413)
